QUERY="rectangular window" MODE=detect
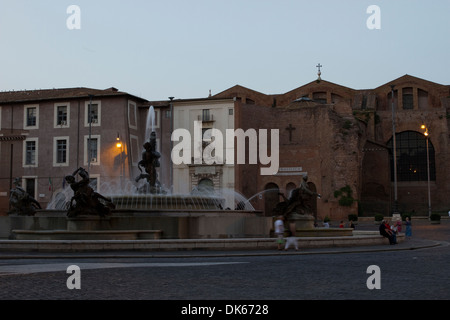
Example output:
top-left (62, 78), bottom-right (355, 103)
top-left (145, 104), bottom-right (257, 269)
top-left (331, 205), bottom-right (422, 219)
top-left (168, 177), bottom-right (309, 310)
top-left (57, 106), bottom-right (67, 124)
top-left (88, 104), bottom-right (99, 124)
top-left (23, 138), bottom-right (38, 167)
top-left (54, 103), bottom-right (70, 128)
top-left (85, 101), bottom-right (101, 127)
top-left (25, 178), bottom-right (36, 198)
top-left (25, 141), bottom-right (36, 165)
top-left (128, 101), bottom-right (137, 129)
top-left (84, 135), bottom-right (101, 165)
top-left (24, 105), bottom-right (39, 129)
top-left (56, 140), bottom-right (67, 163)
top-left (87, 138), bottom-right (98, 162)
top-left (130, 135), bottom-right (140, 166)
top-left (202, 109), bottom-right (210, 121)
top-left (27, 108), bottom-right (36, 126)
top-left (53, 136), bottom-right (69, 166)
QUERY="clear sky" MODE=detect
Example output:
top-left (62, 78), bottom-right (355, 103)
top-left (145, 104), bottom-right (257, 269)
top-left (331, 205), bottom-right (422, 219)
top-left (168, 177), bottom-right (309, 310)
top-left (1, 0), bottom-right (449, 101)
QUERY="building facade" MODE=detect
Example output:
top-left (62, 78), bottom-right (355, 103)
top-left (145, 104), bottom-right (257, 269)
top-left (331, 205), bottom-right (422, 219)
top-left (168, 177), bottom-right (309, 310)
top-left (1, 74), bottom-right (449, 221)
top-left (0, 87), bottom-right (150, 214)
top-left (212, 74), bottom-right (450, 220)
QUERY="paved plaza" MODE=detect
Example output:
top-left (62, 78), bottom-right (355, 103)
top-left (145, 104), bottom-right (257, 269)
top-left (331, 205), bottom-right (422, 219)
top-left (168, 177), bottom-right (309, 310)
top-left (0, 219), bottom-right (448, 310)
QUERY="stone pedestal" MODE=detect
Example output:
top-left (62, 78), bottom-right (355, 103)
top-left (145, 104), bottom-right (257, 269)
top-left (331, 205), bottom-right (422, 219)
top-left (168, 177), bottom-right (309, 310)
top-left (67, 216), bottom-right (111, 231)
top-left (288, 213), bottom-right (315, 230)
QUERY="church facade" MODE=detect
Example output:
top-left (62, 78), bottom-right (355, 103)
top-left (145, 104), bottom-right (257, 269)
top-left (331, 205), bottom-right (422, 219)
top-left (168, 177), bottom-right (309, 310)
top-left (208, 74), bottom-right (450, 220)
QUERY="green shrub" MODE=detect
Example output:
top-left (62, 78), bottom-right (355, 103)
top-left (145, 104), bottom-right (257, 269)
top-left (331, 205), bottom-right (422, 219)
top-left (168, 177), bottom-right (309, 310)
top-left (374, 214), bottom-right (384, 222)
top-left (323, 216), bottom-right (331, 223)
top-left (334, 185), bottom-right (355, 207)
top-left (348, 214), bottom-right (358, 222)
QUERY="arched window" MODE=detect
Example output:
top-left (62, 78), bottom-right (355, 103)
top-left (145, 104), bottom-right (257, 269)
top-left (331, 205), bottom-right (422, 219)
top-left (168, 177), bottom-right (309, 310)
top-left (264, 183), bottom-right (280, 217)
top-left (313, 92), bottom-right (327, 104)
top-left (285, 182), bottom-right (297, 199)
top-left (402, 87), bottom-right (414, 110)
top-left (198, 178), bottom-right (214, 192)
top-left (387, 131), bottom-right (436, 182)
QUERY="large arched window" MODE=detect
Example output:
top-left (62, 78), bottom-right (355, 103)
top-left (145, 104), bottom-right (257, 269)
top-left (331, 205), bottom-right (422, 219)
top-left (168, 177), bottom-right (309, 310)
top-left (387, 131), bottom-right (436, 182)
top-left (264, 183), bottom-right (280, 217)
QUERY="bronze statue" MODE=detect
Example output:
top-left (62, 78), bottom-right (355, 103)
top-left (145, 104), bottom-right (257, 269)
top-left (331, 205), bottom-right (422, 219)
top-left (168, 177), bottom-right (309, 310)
top-left (135, 131), bottom-right (163, 194)
top-left (273, 175), bottom-right (321, 219)
top-left (65, 167), bottom-right (115, 218)
top-left (8, 178), bottom-right (41, 216)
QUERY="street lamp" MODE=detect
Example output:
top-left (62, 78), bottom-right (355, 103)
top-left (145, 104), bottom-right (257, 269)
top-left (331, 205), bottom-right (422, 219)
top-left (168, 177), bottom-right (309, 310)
top-left (169, 97), bottom-right (174, 194)
top-left (88, 95), bottom-right (94, 173)
top-left (391, 85), bottom-right (399, 214)
top-left (420, 124), bottom-right (431, 220)
top-left (116, 133), bottom-right (123, 191)
top-left (116, 136), bottom-right (122, 149)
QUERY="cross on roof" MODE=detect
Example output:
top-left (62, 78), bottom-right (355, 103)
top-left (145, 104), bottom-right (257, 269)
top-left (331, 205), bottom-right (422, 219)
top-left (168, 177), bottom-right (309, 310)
top-left (316, 63), bottom-right (323, 82)
top-left (286, 124), bottom-right (296, 142)
top-left (316, 63), bottom-right (322, 73)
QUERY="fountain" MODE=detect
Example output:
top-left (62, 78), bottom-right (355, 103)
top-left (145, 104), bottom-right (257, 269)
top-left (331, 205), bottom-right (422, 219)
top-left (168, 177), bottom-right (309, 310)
top-left (9, 106), bottom-right (270, 241)
top-left (272, 175), bottom-right (354, 237)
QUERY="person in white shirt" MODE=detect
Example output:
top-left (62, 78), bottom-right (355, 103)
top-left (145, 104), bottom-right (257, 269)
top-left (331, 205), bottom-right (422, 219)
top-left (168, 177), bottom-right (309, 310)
top-left (274, 215), bottom-right (285, 250)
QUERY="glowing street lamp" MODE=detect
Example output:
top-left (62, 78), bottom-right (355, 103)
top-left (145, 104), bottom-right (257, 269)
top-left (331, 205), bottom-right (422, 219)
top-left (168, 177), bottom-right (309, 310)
top-left (116, 133), bottom-right (123, 190)
top-left (116, 137), bottom-right (122, 149)
top-left (420, 124), bottom-right (431, 219)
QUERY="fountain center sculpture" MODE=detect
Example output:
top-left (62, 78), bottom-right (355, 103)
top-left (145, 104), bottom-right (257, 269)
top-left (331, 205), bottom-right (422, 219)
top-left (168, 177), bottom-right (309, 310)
top-left (134, 131), bottom-right (164, 194)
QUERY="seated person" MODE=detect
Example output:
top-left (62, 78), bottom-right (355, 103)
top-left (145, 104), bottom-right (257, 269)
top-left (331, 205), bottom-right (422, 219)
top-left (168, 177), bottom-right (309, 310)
top-left (379, 219), bottom-right (396, 245)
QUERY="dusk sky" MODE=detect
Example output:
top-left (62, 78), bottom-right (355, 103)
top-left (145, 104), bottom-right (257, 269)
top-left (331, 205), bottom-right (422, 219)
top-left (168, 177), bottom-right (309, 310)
top-left (1, 0), bottom-right (449, 100)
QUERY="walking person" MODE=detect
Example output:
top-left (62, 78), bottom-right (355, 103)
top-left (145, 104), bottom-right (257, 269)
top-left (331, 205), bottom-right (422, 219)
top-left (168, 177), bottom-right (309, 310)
top-left (274, 215), bottom-right (285, 250)
top-left (284, 222), bottom-right (299, 251)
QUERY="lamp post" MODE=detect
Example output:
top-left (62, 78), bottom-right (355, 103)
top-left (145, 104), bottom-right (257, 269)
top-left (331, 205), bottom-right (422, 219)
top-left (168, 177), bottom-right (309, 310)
top-left (88, 95), bottom-right (94, 173)
top-left (391, 85), bottom-right (399, 214)
top-left (116, 133), bottom-right (123, 192)
top-left (169, 97), bottom-right (174, 194)
top-left (421, 125), bottom-right (432, 220)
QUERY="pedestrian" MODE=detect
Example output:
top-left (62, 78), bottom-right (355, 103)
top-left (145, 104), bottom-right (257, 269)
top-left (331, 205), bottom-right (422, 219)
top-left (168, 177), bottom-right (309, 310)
top-left (405, 216), bottom-right (412, 238)
top-left (284, 222), bottom-right (299, 251)
top-left (274, 215), bottom-right (285, 250)
top-left (339, 220), bottom-right (345, 228)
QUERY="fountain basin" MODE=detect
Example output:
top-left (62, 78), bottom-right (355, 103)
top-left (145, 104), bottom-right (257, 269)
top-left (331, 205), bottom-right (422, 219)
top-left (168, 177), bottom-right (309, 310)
top-left (11, 229), bottom-right (162, 240)
top-left (110, 194), bottom-right (225, 210)
top-left (295, 228), bottom-right (354, 237)
top-left (3, 209), bottom-right (270, 240)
